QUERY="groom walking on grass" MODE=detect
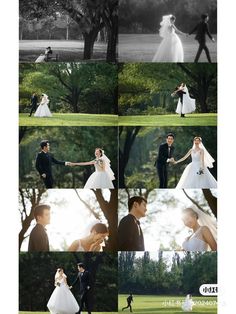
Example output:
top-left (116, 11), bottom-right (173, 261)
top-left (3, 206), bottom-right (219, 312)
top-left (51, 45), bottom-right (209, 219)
top-left (70, 263), bottom-right (93, 314)
top-left (189, 13), bottom-right (215, 63)
top-left (155, 133), bottom-right (175, 188)
top-left (29, 92), bottom-right (38, 117)
top-left (35, 140), bottom-right (72, 188)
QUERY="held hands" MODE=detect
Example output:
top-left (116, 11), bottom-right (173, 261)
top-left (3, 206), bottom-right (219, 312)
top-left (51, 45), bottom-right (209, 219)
top-left (167, 158), bottom-right (176, 164)
top-left (42, 173), bottom-right (46, 178)
top-left (69, 286), bottom-right (72, 289)
top-left (212, 38), bottom-right (215, 42)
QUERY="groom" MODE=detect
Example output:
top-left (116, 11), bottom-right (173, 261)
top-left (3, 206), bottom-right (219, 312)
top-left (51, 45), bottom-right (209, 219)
top-left (189, 13), bottom-right (215, 63)
top-left (29, 92), bottom-right (38, 117)
top-left (172, 83), bottom-right (186, 117)
top-left (35, 140), bottom-right (72, 188)
top-left (155, 133), bottom-right (175, 188)
top-left (28, 204), bottom-right (50, 252)
top-left (118, 196), bottom-right (147, 251)
top-left (70, 263), bottom-right (93, 314)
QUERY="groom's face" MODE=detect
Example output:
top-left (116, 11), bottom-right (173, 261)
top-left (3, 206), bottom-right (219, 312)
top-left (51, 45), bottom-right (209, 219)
top-left (166, 136), bottom-right (174, 146)
top-left (38, 209), bottom-right (51, 225)
top-left (44, 143), bottom-right (50, 152)
top-left (135, 200), bottom-right (147, 218)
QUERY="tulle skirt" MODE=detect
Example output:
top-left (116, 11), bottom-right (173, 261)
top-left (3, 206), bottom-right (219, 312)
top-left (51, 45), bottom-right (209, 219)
top-left (176, 162), bottom-right (217, 188)
top-left (182, 299), bottom-right (194, 311)
top-left (176, 98), bottom-right (196, 114)
top-left (84, 171), bottom-right (114, 189)
top-left (47, 285), bottom-right (80, 314)
top-left (35, 55), bottom-right (46, 63)
top-left (34, 104), bottom-right (52, 117)
top-left (152, 33), bottom-right (184, 62)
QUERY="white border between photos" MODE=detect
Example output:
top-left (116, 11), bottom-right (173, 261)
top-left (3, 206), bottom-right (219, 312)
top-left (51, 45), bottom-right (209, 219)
top-left (0, 0), bottom-right (236, 313)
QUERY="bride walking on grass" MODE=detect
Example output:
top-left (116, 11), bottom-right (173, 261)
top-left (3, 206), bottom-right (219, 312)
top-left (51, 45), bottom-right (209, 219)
top-left (152, 15), bottom-right (186, 62)
top-left (47, 268), bottom-right (80, 314)
top-left (182, 294), bottom-right (194, 312)
top-left (34, 94), bottom-right (52, 117)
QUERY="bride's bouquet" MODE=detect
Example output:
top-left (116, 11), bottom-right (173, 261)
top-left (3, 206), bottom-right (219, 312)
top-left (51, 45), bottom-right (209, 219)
top-left (197, 168), bottom-right (204, 175)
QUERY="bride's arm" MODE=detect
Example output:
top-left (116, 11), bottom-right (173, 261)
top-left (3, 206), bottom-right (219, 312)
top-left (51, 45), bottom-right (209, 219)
top-left (70, 161), bottom-right (95, 166)
top-left (68, 240), bottom-right (80, 251)
top-left (172, 24), bottom-right (186, 36)
top-left (174, 149), bottom-right (192, 164)
top-left (202, 226), bottom-right (217, 251)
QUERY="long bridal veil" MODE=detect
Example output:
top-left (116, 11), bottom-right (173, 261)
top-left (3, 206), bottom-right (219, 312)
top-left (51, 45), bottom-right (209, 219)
top-left (192, 138), bottom-right (215, 168)
top-left (102, 150), bottom-right (115, 180)
top-left (187, 204), bottom-right (217, 242)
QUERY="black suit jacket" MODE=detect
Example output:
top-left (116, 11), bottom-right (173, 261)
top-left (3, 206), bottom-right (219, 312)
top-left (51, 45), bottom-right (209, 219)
top-left (31, 95), bottom-right (38, 107)
top-left (35, 151), bottom-right (66, 177)
top-left (189, 21), bottom-right (213, 43)
top-left (28, 223), bottom-right (49, 252)
top-left (71, 270), bottom-right (92, 293)
top-left (176, 90), bottom-right (186, 103)
top-left (118, 214), bottom-right (145, 251)
top-left (156, 143), bottom-right (175, 166)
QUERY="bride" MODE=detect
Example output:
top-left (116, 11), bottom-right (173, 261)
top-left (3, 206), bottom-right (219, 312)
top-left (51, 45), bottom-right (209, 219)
top-left (152, 15), bottom-right (186, 62)
top-left (71, 148), bottom-right (115, 189)
top-left (182, 294), bottom-right (194, 312)
top-left (34, 94), bottom-right (52, 117)
top-left (174, 136), bottom-right (217, 188)
top-left (182, 205), bottom-right (217, 251)
top-left (47, 268), bottom-right (80, 314)
top-left (68, 221), bottom-right (109, 251)
top-left (175, 83), bottom-right (196, 116)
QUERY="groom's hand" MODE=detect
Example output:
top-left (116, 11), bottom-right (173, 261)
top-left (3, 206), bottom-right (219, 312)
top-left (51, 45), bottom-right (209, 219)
top-left (41, 173), bottom-right (46, 178)
top-left (212, 38), bottom-right (215, 42)
top-left (69, 286), bottom-right (72, 289)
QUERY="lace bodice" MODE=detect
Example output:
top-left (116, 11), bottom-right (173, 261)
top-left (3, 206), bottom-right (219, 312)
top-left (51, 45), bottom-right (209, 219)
top-left (191, 149), bottom-right (202, 164)
top-left (182, 227), bottom-right (208, 251)
top-left (55, 274), bottom-right (67, 286)
top-left (94, 158), bottom-right (105, 172)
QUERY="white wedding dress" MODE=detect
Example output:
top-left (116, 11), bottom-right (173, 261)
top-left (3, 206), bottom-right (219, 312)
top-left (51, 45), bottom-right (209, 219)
top-left (47, 274), bottom-right (80, 314)
top-left (182, 227), bottom-right (208, 251)
top-left (176, 86), bottom-right (196, 114)
top-left (182, 295), bottom-right (194, 312)
top-left (84, 157), bottom-right (115, 189)
top-left (152, 16), bottom-right (184, 62)
top-left (34, 94), bottom-right (52, 117)
top-left (176, 150), bottom-right (217, 188)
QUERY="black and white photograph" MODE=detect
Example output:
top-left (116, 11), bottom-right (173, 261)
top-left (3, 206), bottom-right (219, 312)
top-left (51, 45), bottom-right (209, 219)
top-left (19, 0), bottom-right (118, 63)
top-left (119, 0), bottom-right (217, 62)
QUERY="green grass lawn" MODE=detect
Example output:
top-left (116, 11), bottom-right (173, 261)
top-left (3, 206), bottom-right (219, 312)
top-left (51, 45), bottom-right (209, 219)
top-left (19, 113), bottom-right (118, 126)
top-left (118, 113), bottom-right (217, 126)
top-left (119, 295), bottom-right (217, 313)
top-left (19, 312), bottom-right (117, 314)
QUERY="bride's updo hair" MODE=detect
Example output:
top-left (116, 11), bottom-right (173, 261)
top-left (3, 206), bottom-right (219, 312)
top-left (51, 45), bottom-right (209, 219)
top-left (91, 223), bottom-right (108, 234)
top-left (95, 147), bottom-right (103, 156)
top-left (170, 15), bottom-right (176, 22)
top-left (194, 136), bottom-right (202, 142)
top-left (182, 207), bottom-right (199, 220)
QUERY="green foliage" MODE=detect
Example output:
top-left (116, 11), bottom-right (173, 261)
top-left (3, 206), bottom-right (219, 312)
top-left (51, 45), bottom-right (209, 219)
top-left (119, 63), bottom-right (217, 115)
top-left (19, 252), bottom-right (118, 311)
top-left (118, 252), bottom-right (217, 296)
top-left (19, 126), bottom-right (118, 188)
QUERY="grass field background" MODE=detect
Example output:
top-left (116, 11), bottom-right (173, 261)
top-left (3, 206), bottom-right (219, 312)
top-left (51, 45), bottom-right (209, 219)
top-left (118, 34), bottom-right (217, 62)
top-left (118, 113), bottom-right (217, 126)
top-left (19, 40), bottom-right (107, 62)
top-left (19, 113), bottom-right (118, 126)
top-left (119, 295), bottom-right (217, 313)
top-left (19, 113), bottom-right (216, 127)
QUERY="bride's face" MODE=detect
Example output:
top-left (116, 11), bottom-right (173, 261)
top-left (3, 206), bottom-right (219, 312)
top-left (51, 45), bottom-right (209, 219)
top-left (95, 149), bottom-right (101, 158)
top-left (91, 232), bottom-right (108, 243)
top-left (182, 212), bottom-right (197, 228)
top-left (194, 138), bottom-right (201, 145)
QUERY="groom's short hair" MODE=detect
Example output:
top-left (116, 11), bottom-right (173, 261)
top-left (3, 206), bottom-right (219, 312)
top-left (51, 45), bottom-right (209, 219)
top-left (201, 13), bottom-right (208, 20)
top-left (78, 263), bottom-right (85, 269)
top-left (40, 140), bottom-right (49, 149)
top-left (34, 204), bottom-right (50, 220)
top-left (166, 133), bottom-right (175, 139)
top-left (128, 196), bottom-right (147, 212)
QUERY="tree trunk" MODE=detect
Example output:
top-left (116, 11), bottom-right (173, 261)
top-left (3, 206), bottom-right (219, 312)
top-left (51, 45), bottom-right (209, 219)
top-left (83, 31), bottom-right (98, 60)
top-left (202, 189), bottom-right (217, 218)
top-left (106, 26), bottom-right (117, 62)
